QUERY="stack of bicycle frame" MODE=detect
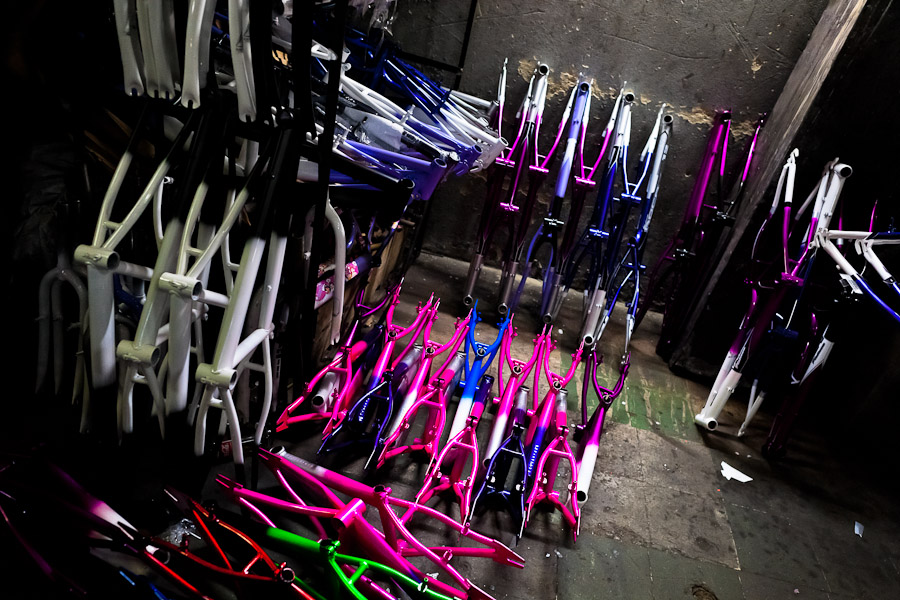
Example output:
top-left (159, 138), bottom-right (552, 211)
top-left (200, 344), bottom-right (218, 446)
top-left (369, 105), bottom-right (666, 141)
top-left (463, 64), bottom-right (673, 363)
top-left (0, 454), bottom-right (522, 600)
top-left (36, 2), bottom-right (505, 471)
top-left (691, 150), bottom-right (900, 455)
top-left (275, 279), bottom-right (632, 544)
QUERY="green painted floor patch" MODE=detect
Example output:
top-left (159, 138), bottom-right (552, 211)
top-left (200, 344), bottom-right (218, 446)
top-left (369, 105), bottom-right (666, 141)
top-left (624, 362), bottom-right (703, 442)
top-left (557, 340), bottom-right (703, 441)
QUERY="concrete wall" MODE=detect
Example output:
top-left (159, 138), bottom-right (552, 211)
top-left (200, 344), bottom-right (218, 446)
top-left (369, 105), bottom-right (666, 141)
top-left (391, 0), bottom-right (829, 291)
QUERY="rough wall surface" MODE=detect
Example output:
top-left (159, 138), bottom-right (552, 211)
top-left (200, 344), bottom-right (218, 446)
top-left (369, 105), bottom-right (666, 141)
top-left (391, 0), bottom-right (829, 291)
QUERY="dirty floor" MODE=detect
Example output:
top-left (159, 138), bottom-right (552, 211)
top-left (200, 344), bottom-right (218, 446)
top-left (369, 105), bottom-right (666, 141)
top-left (210, 252), bottom-right (900, 600)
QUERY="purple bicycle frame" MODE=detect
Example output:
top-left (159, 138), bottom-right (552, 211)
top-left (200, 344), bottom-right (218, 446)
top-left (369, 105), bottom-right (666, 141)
top-left (509, 79), bottom-right (595, 317)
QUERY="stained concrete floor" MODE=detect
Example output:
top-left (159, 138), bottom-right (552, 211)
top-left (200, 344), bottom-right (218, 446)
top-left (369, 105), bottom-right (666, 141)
top-left (212, 252), bottom-right (900, 600)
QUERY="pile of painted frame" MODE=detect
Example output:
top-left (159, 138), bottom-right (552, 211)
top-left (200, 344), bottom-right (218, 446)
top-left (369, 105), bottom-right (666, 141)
top-left (0, 453), bottom-right (520, 600)
top-left (27, 3), bottom-right (607, 598)
top-left (463, 62), bottom-right (674, 352)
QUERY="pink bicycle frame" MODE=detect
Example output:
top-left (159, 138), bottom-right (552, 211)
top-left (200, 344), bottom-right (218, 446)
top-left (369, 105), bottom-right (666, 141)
top-left (377, 307), bottom-right (473, 466)
top-left (522, 338), bottom-right (583, 538)
top-left (524, 388), bottom-right (579, 539)
top-left (483, 323), bottom-right (548, 464)
top-left (415, 375), bottom-right (494, 524)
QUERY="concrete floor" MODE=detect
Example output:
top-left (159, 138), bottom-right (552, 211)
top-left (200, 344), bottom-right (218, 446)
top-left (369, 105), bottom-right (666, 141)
top-left (223, 252), bottom-right (900, 600)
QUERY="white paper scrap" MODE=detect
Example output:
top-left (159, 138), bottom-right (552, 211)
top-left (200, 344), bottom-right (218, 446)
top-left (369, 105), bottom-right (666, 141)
top-left (720, 461), bottom-right (753, 482)
top-left (854, 521), bottom-right (864, 537)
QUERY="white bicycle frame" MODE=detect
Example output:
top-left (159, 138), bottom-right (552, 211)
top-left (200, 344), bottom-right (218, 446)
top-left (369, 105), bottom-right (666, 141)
top-left (695, 156), bottom-right (852, 432)
top-left (117, 136), bottom-right (263, 441)
top-left (74, 116), bottom-right (192, 391)
top-left (191, 212), bottom-right (286, 466)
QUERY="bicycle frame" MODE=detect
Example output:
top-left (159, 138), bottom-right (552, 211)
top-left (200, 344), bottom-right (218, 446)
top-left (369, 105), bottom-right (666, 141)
top-left (0, 461), bottom-right (312, 599)
top-left (639, 113), bottom-right (765, 355)
top-left (469, 384), bottom-right (530, 537)
top-left (575, 350), bottom-right (629, 504)
top-left (318, 289), bottom-right (436, 460)
top-left (695, 154), bottom-right (852, 431)
top-left (447, 304), bottom-right (511, 438)
top-left (219, 447), bottom-right (524, 600)
top-left (74, 108), bottom-right (197, 391)
top-left (376, 305), bottom-right (472, 464)
top-left (462, 64), bottom-right (549, 309)
top-left (549, 90), bottom-right (668, 337)
top-left (276, 321), bottom-right (370, 430)
top-left (376, 349), bottom-right (466, 467)
top-left (583, 108), bottom-right (673, 348)
top-left (509, 79), bottom-right (593, 317)
top-left (521, 337), bottom-right (583, 538)
top-left (415, 374), bottom-right (494, 524)
top-left (190, 126), bottom-right (300, 469)
top-left (483, 324), bottom-right (547, 463)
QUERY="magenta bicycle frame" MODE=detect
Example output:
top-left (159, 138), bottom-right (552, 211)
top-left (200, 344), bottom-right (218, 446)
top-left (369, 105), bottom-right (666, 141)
top-left (483, 322), bottom-right (548, 463)
top-left (275, 321), bottom-right (368, 431)
top-left (276, 284), bottom-right (399, 433)
top-left (321, 288), bottom-right (436, 441)
top-left (575, 349), bottom-right (629, 504)
top-left (524, 388), bottom-right (579, 539)
top-left (415, 374), bottom-right (494, 524)
top-left (218, 448), bottom-right (524, 600)
top-left (376, 307), bottom-right (473, 467)
top-left (521, 337), bottom-right (583, 538)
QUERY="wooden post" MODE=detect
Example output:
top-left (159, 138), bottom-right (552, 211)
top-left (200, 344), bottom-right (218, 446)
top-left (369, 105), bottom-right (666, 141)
top-left (669, 0), bottom-right (868, 368)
